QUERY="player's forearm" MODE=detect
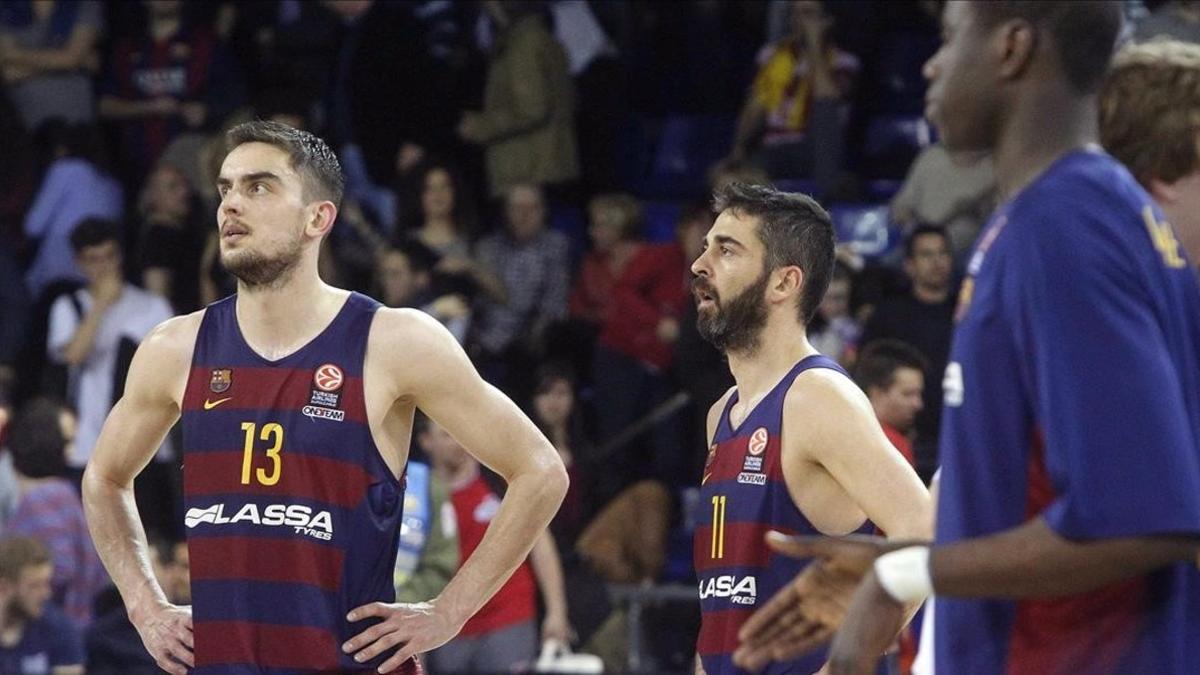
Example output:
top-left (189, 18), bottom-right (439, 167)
top-left (82, 467), bottom-right (169, 621)
top-left (435, 460), bottom-right (567, 626)
top-left (931, 517), bottom-right (1199, 598)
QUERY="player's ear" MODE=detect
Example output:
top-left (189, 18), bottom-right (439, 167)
top-left (992, 18), bottom-right (1036, 83)
top-left (773, 265), bottom-right (804, 299)
top-left (307, 201), bottom-right (337, 238)
top-left (1148, 176), bottom-right (1180, 206)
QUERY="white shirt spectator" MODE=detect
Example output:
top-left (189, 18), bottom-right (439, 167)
top-left (47, 284), bottom-right (172, 467)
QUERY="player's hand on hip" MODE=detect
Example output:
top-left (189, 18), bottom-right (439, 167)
top-left (132, 603), bottom-right (194, 675)
top-left (344, 600), bottom-right (460, 672)
top-left (733, 532), bottom-right (888, 670)
top-left (826, 570), bottom-right (905, 675)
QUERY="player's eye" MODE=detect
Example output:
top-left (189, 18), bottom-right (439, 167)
top-left (251, 182), bottom-right (268, 195)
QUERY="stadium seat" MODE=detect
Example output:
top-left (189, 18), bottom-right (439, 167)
top-left (828, 203), bottom-right (900, 259)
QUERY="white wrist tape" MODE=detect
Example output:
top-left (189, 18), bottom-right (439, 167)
top-left (874, 546), bottom-right (933, 603)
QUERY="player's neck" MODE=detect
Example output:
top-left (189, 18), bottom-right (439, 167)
top-left (725, 319), bottom-right (819, 401)
top-left (995, 92), bottom-right (1097, 202)
top-left (235, 270), bottom-right (348, 361)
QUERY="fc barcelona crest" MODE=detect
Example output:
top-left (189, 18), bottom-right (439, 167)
top-left (210, 369), bottom-right (232, 393)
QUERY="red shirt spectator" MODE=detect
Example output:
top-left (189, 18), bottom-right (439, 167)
top-left (598, 242), bottom-right (690, 371)
top-left (450, 475), bottom-right (536, 636)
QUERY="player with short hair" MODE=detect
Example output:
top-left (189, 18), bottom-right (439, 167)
top-left (691, 182), bottom-right (931, 674)
top-left (82, 120), bottom-right (568, 674)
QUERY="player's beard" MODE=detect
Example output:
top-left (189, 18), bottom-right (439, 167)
top-left (695, 268), bottom-right (770, 356)
top-left (221, 233), bottom-right (304, 290)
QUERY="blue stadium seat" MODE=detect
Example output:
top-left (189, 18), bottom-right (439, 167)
top-left (828, 203), bottom-right (900, 260)
top-left (549, 205), bottom-right (588, 265)
top-left (642, 201), bottom-right (682, 243)
top-left (639, 115), bottom-right (736, 199)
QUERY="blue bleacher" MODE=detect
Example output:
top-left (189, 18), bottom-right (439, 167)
top-left (828, 202), bottom-right (900, 260)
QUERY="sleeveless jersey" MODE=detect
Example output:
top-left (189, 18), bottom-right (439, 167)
top-left (695, 354), bottom-right (859, 675)
top-left (180, 293), bottom-right (415, 674)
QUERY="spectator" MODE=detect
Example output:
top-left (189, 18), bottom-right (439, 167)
top-left (1135, 0), bottom-right (1200, 43)
top-left (529, 364), bottom-right (599, 552)
top-left (0, 0), bottom-right (103, 131)
top-left (46, 219), bottom-right (173, 477)
top-left (376, 242), bottom-right (472, 344)
top-left (401, 161), bottom-right (477, 259)
top-left (890, 144), bottom-right (996, 263)
top-left (458, 1), bottom-right (579, 198)
top-left (98, 0), bottom-right (240, 187)
top-left (807, 261), bottom-right (860, 365)
top-left (397, 160), bottom-right (500, 302)
top-left (393, 459), bottom-right (459, 605)
top-left (420, 417), bottom-right (570, 673)
top-left (592, 203), bottom-right (701, 489)
top-left (472, 184), bottom-right (570, 398)
top-left (0, 536), bottom-right (84, 675)
top-left (134, 162), bottom-right (207, 313)
top-left (727, 0), bottom-right (858, 195)
top-left (853, 339), bottom-right (927, 467)
top-left (6, 399), bottom-right (108, 629)
top-left (568, 193), bottom-right (643, 329)
top-left (860, 226), bottom-right (955, 481)
top-left (22, 121), bottom-right (122, 302)
top-left (85, 536), bottom-right (187, 674)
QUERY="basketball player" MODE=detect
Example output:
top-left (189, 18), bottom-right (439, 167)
top-left (734, 3), bottom-right (1200, 673)
top-left (1100, 39), bottom-right (1200, 266)
top-left (691, 182), bottom-right (931, 675)
top-left (81, 121), bottom-right (568, 674)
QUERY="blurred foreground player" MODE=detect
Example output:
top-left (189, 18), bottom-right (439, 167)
top-left (690, 183), bottom-right (931, 674)
top-left (82, 121), bottom-right (568, 674)
top-left (736, 2), bottom-right (1200, 673)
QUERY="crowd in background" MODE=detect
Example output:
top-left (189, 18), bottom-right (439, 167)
top-left (0, 0), bottom-right (1192, 672)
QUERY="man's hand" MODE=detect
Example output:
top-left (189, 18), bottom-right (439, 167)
top-left (132, 603), bottom-right (194, 675)
top-left (343, 600), bottom-right (461, 673)
top-left (93, 274), bottom-right (123, 309)
top-left (826, 570), bottom-right (905, 675)
top-left (732, 533), bottom-right (890, 670)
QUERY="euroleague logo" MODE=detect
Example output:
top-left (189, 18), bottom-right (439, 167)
top-left (313, 364), bottom-right (344, 392)
top-left (748, 427), bottom-right (769, 456)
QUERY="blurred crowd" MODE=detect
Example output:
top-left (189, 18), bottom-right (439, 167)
top-left (0, 0), bottom-right (1192, 672)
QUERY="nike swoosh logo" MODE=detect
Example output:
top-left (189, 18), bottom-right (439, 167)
top-left (701, 472), bottom-right (712, 485)
top-left (203, 397), bottom-right (231, 410)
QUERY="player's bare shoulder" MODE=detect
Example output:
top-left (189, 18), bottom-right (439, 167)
top-left (782, 366), bottom-right (877, 452)
top-left (366, 307), bottom-right (466, 391)
top-left (127, 309), bottom-right (206, 406)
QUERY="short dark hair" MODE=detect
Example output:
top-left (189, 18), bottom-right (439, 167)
top-left (712, 182), bottom-right (835, 324)
top-left (226, 120), bottom-right (344, 206)
top-left (9, 398), bottom-right (68, 479)
top-left (904, 225), bottom-right (948, 259)
top-left (854, 339), bottom-right (929, 393)
top-left (973, 1), bottom-right (1123, 95)
top-left (69, 217), bottom-right (119, 254)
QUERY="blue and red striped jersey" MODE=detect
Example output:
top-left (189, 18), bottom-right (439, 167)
top-left (695, 354), bottom-right (864, 675)
top-left (935, 150), bottom-right (1200, 674)
top-left (181, 293), bottom-right (416, 674)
